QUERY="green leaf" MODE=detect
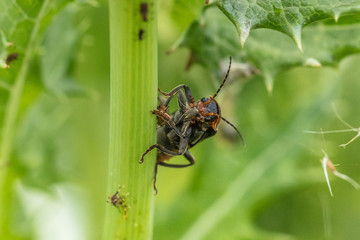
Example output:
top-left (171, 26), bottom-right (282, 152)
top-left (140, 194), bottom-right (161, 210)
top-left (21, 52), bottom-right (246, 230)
top-left (0, 0), bottom-right (73, 163)
top-left (215, 0), bottom-right (360, 50)
top-left (13, 94), bottom-right (71, 189)
top-left (0, 0), bottom-right (75, 238)
top-left (175, 8), bottom-right (360, 92)
top-left (41, 3), bottom-right (89, 98)
top-left (170, 0), bottom-right (205, 30)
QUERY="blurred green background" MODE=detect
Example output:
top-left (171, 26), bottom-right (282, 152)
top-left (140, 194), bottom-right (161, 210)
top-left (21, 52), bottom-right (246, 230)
top-left (1, 0), bottom-right (360, 240)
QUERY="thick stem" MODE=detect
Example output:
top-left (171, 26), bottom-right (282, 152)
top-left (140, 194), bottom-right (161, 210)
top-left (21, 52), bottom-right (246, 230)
top-left (103, 0), bottom-right (157, 239)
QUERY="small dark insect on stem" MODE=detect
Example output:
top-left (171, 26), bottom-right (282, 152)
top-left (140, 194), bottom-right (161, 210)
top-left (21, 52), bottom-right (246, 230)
top-left (138, 29), bottom-right (145, 40)
top-left (5, 52), bottom-right (18, 68)
top-left (140, 2), bottom-right (148, 22)
top-left (108, 190), bottom-right (128, 219)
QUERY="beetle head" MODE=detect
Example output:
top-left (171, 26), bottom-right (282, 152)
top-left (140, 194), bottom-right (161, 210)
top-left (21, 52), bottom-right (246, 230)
top-left (194, 97), bottom-right (221, 130)
top-left (192, 56), bottom-right (232, 131)
top-left (194, 56), bottom-right (245, 145)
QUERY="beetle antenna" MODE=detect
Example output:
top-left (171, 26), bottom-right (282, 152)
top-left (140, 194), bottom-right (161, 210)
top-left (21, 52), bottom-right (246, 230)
top-left (221, 116), bottom-right (245, 146)
top-left (213, 56), bottom-right (232, 98)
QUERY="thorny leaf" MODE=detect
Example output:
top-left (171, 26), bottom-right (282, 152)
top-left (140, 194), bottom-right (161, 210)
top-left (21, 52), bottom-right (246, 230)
top-left (174, 8), bottom-right (360, 92)
top-left (0, 0), bottom-right (72, 70)
top-left (214, 0), bottom-right (360, 50)
top-left (0, 0), bottom-right (73, 138)
top-left (9, 3), bottom-right (90, 189)
top-left (41, 3), bottom-right (89, 98)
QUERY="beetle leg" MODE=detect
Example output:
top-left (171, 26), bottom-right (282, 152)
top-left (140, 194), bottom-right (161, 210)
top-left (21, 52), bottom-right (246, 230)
top-left (153, 162), bottom-right (159, 194)
top-left (154, 87), bottom-right (190, 137)
top-left (139, 143), bottom-right (187, 164)
top-left (153, 111), bottom-right (183, 136)
top-left (158, 88), bottom-right (168, 96)
top-left (152, 105), bottom-right (185, 138)
top-left (167, 119), bottom-right (184, 137)
top-left (160, 123), bottom-right (194, 166)
top-left (159, 84), bottom-right (194, 106)
top-left (158, 150), bottom-right (195, 168)
top-left (177, 90), bottom-right (187, 113)
top-left (161, 90), bottom-right (188, 136)
top-left (158, 95), bottom-right (167, 106)
top-left (140, 143), bottom-right (189, 193)
top-left (152, 153), bottom-right (194, 195)
top-left (152, 151), bottom-right (194, 194)
top-left (140, 125), bottom-right (192, 193)
top-left (139, 124), bottom-right (191, 164)
top-left (140, 124), bottom-right (192, 193)
top-left (139, 144), bottom-right (158, 164)
top-left (140, 134), bottom-right (190, 163)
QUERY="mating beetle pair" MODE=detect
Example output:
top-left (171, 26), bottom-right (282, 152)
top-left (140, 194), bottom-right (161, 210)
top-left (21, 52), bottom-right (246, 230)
top-left (140, 57), bottom-right (244, 193)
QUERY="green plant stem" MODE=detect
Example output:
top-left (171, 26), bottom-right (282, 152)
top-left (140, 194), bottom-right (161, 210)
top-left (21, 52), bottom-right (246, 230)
top-left (102, 0), bottom-right (157, 239)
top-left (0, 0), bottom-right (50, 237)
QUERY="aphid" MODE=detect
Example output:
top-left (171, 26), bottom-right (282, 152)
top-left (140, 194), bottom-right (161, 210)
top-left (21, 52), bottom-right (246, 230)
top-left (140, 2), bottom-right (148, 22)
top-left (138, 29), bottom-right (145, 40)
top-left (140, 57), bottom-right (244, 193)
top-left (108, 189), bottom-right (128, 219)
top-left (5, 52), bottom-right (18, 68)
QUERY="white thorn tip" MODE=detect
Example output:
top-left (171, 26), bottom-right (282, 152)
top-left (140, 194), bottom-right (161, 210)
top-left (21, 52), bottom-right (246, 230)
top-left (339, 132), bottom-right (360, 148)
top-left (304, 58), bottom-right (322, 67)
top-left (239, 24), bottom-right (250, 48)
top-left (291, 25), bottom-right (303, 52)
top-left (333, 171), bottom-right (360, 190)
top-left (265, 78), bottom-right (273, 95)
top-left (321, 155), bottom-right (334, 197)
top-left (240, 39), bottom-right (245, 48)
top-left (295, 37), bottom-right (303, 52)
